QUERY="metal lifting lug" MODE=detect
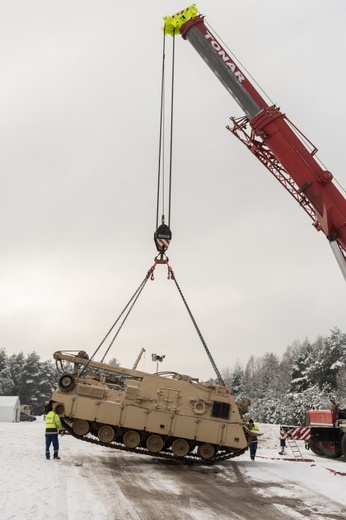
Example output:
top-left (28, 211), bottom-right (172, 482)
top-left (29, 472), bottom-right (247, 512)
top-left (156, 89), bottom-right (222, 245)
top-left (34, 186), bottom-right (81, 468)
top-left (155, 252), bottom-right (169, 265)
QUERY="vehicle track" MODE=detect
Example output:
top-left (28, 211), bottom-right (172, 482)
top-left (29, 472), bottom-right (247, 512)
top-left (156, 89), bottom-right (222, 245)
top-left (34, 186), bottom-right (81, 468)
top-left (62, 419), bottom-right (246, 464)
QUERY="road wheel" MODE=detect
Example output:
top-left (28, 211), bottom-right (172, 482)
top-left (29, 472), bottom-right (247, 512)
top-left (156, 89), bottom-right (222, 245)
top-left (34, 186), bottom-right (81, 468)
top-left (72, 419), bottom-right (90, 437)
top-left (172, 439), bottom-right (190, 457)
top-left (341, 434), bottom-right (346, 457)
top-left (319, 441), bottom-right (342, 458)
top-left (198, 443), bottom-right (215, 461)
top-left (98, 425), bottom-right (115, 444)
top-left (123, 430), bottom-right (141, 448)
top-left (58, 374), bottom-right (76, 392)
top-left (308, 439), bottom-right (324, 456)
top-left (146, 434), bottom-right (164, 453)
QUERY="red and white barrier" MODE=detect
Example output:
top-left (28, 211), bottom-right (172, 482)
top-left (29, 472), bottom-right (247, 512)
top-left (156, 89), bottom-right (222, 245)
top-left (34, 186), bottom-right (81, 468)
top-left (280, 425), bottom-right (311, 440)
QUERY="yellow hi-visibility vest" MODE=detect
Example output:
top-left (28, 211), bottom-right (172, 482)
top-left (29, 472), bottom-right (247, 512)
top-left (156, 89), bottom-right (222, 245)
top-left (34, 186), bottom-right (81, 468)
top-left (45, 411), bottom-right (62, 433)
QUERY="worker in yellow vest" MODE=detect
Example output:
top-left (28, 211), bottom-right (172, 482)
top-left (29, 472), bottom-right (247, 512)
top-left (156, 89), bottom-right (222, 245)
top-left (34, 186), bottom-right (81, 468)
top-left (248, 418), bottom-right (259, 461)
top-left (45, 402), bottom-right (62, 460)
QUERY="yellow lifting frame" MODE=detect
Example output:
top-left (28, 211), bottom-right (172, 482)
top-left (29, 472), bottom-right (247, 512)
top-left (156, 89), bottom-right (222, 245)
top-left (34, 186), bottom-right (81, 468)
top-left (163, 4), bottom-right (198, 36)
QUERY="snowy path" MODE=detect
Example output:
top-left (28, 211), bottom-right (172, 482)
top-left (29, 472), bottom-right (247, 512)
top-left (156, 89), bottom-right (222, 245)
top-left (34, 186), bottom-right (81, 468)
top-left (1, 421), bottom-right (346, 519)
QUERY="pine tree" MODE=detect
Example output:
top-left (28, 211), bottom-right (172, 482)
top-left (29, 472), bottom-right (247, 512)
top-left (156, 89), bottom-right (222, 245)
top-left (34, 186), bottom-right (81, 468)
top-left (290, 339), bottom-right (317, 392)
top-left (318, 327), bottom-right (346, 390)
top-left (231, 364), bottom-right (245, 395)
top-left (20, 352), bottom-right (42, 405)
top-left (221, 367), bottom-right (232, 390)
top-left (7, 352), bottom-right (25, 396)
top-left (33, 359), bottom-right (59, 414)
top-left (109, 357), bottom-right (120, 366)
top-left (0, 348), bottom-right (13, 395)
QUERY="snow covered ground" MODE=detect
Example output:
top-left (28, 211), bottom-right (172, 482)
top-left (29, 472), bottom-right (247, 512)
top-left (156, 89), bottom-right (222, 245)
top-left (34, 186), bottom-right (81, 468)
top-left (1, 420), bottom-right (346, 520)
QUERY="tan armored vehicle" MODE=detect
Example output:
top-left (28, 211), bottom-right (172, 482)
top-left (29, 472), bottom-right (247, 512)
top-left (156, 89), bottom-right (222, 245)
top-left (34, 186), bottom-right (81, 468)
top-left (51, 350), bottom-right (254, 462)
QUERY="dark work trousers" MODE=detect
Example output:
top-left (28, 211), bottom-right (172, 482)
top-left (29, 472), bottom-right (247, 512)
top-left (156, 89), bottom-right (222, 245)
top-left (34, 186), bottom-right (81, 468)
top-left (45, 434), bottom-right (59, 459)
top-left (250, 441), bottom-right (258, 460)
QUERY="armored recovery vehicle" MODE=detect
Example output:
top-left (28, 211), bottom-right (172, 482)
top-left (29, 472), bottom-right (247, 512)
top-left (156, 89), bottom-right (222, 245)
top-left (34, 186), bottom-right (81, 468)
top-left (51, 350), bottom-right (255, 463)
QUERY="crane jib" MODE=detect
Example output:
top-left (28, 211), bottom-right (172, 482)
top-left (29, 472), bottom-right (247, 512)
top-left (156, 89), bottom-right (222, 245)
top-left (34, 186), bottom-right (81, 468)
top-left (180, 16), bottom-right (268, 118)
top-left (178, 13), bottom-right (346, 244)
top-left (168, 7), bottom-right (346, 277)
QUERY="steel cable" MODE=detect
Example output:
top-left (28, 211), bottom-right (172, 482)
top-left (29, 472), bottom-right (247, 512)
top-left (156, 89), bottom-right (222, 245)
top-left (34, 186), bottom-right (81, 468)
top-left (168, 265), bottom-right (225, 386)
top-left (81, 264), bottom-right (156, 373)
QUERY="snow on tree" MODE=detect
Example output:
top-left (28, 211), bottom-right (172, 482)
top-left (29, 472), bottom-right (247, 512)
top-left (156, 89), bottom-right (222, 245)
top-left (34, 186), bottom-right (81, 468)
top-left (0, 348), bottom-right (13, 395)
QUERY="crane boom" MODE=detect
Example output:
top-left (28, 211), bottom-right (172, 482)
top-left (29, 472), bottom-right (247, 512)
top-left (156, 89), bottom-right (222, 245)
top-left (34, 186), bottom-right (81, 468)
top-left (164, 5), bottom-right (346, 280)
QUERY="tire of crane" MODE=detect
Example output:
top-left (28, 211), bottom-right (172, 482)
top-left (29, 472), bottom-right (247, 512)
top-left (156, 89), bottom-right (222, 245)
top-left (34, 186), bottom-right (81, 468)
top-left (341, 434), bottom-right (346, 457)
top-left (98, 425), bottom-right (115, 444)
top-left (72, 419), bottom-right (90, 437)
top-left (319, 440), bottom-right (343, 458)
top-left (197, 443), bottom-right (216, 461)
top-left (172, 438), bottom-right (190, 457)
top-left (123, 430), bottom-right (141, 449)
top-left (307, 439), bottom-right (324, 456)
top-left (58, 374), bottom-right (76, 392)
top-left (146, 434), bottom-right (164, 453)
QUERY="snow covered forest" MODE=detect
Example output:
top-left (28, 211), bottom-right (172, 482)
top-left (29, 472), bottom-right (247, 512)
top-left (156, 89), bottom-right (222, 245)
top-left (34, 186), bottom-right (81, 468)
top-left (1, 327), bottom-right (345, 423)
top-left (222, 327), bottom-right (346, 425)
top-left (0, 350), bottom-right (58, 414)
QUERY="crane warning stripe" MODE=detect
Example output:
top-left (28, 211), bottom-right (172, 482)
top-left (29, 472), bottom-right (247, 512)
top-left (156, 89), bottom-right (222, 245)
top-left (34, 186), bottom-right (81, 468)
top-left (156, 239), bottom-right (170, 249)
top-left (280, 426), bottom-right (311, 440)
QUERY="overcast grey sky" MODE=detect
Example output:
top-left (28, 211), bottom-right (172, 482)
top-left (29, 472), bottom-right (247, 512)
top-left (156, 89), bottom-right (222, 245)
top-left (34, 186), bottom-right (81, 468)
top-left (1, 1), bottom-right (346, 381)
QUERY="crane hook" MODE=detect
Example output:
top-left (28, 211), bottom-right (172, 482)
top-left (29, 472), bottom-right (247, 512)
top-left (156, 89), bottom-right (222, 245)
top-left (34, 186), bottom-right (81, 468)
top-left (154, 222), bottom-right (172, 254)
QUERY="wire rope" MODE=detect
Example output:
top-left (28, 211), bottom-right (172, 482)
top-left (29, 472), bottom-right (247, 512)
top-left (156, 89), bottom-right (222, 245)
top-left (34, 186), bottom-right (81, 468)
top-left (81, 264), bottom-right (156, 373)
top-left (156, 29), bottom-right (167, 229)
top-left (205, 20), bottom-right (274, 107)
top-left (155, 29), bottom-right (176, 229)
top-left (168, 32), bottom-right (176, 228)
top-left (168, 264), bottom-right (225, 386)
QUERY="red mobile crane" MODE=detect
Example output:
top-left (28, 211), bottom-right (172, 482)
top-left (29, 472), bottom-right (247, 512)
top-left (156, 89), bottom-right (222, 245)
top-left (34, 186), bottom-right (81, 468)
top-left (164, 5), bottom-right (346, 281)
top-left (164, 5), bottom-right (346, 460)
